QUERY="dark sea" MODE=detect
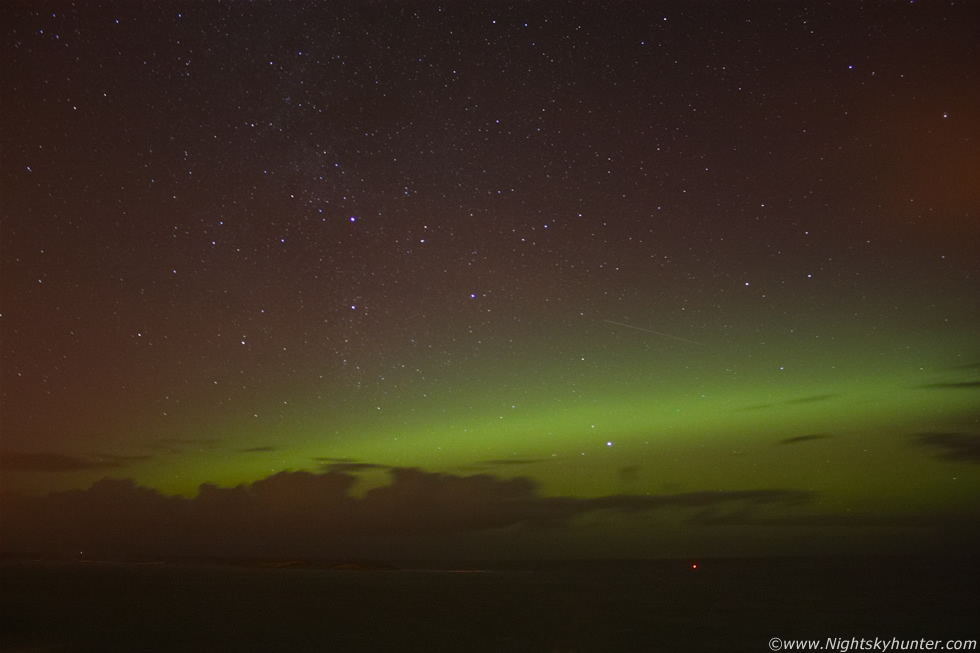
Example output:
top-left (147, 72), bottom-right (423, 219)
top-left (1, 557), bottom-right (976, 652)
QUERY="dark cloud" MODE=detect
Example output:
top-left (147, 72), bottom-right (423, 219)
top-left (585, 489), bottom-right (811, 513)
top-left (0, 451), bottom-right (123, 473)
top-left (740, 394), bottom-right (840, 411)
top-left (778, 434), bottom-right (833, 446)
top-left (917, 381), bottom-right (980, 389)
top-left (318, 461), bottom-right (392, 473)
top-left (913, 432), bottom-right (980, 463)
top-left (681, 507), bottom-right (980, 554)
top-left (475, 458), bottom-right (547, 466)
top-left (945, 362), bottom-right (980, 372)
top-left (239, 446), bottom-right (276, 453)
top-left (0, 467), bottom-right (813, 559)
top-left (93, 453), bottom-right (154, 463)
top-left (785, 394), bottom-right (840, 405)
top-left (312, 456), bottom-right (393, 472)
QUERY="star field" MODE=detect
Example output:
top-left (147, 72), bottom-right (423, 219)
top-left (1, 1), bottom-right (978, 558)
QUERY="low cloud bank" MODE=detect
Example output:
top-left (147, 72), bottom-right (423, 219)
top-left (1, 467), bottom-right (814, 559)
top-left (2, 467), bottom-right (974, 559)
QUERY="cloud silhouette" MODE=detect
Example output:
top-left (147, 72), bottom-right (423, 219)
top-left (778, 434), bottom-right (833, 446)
top-left (0, 467), bottom-right (814, 559)
top-left (93, 453), bottom-right (154, 464)
top-left (945, 361), bottom-right (980, 372)
top-left (0, 451), bottom-right (123, 473)
top-left (320, 462), bottom-right (392, 473)
top-left (239, 446), bottom-right (276, 453)
top-left (913, 432), bottom-right (980, 463)
top-left (740, 394), bottom-right (840, 411)
top-left (917, 381), bottom-right (980, 389)
top-left (474, 458), bottom-right (547, 467)
top-left (785, 394), bottom-right (839, 404)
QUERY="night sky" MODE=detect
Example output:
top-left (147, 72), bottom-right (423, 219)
top-left (1, 1), bottom-right (978, 560)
